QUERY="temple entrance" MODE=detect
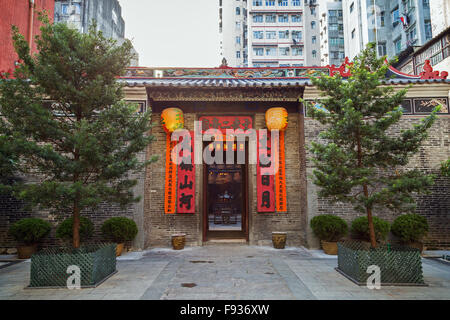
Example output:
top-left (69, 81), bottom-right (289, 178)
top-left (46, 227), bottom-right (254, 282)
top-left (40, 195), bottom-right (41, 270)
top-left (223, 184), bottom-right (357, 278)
top-left (203, 141), bottom-right (248, 241)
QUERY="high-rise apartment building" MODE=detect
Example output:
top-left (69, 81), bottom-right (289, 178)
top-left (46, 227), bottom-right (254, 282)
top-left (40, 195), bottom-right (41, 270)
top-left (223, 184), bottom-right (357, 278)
top-left (219, 0), bottom-right (321, 67)
top-left (54, 0), bottom-right (139, 66)
top-left (342, 0), bottom-right (432, 61)
top-left (318, 0), bottom-right (345, 66)
top-left (219, 0), bottom-right (249, 67)
top-left (54, 0), bottom-right (125, 40)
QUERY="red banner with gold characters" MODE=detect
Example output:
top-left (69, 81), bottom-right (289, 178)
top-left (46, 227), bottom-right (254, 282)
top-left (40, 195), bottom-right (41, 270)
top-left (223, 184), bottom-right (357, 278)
top-left (164, 134), bottom-right (177, 214)
top-left (176, 131), bottom-right (195, 214)
top-left (257, 130), bottom-right (275, 213)
top-left (275, 131), bottom-right (287, 212)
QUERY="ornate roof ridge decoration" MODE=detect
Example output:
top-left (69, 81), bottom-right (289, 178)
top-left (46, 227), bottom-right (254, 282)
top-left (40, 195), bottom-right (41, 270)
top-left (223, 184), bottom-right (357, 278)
top-left (419, 60), bottom-right (449, 80)
top-left (121, 58), bottom-right (355, 80)
top-left (326, 57), bottom-right (353, 77)
top-left (121, 58), bottom-right (448, 83)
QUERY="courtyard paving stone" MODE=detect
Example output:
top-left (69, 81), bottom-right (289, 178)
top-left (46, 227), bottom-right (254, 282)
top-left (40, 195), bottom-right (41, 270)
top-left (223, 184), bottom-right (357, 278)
top-left (0, 245), bottom-right (448, 300)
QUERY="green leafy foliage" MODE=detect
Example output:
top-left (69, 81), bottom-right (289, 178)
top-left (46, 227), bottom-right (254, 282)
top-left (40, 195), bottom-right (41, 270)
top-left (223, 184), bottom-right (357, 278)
top-left (0, 14), bottom-right (156, 247)
top-left (303, 43), bottom-right (437, 247)
top-left (101, 217), bottom-right (138, 243)
top-left (8, 218), bottom-right (51, 244)
top-left (351, 216), bottom-right (390, 242)
top-left (310, 214), bottom-right (348, 242)
top-left (391, 214), bottom-right (428, 243)
top-left (441, 159), bottom-right (450, 177)
top-left (55, 216), bottom-right (94, 241)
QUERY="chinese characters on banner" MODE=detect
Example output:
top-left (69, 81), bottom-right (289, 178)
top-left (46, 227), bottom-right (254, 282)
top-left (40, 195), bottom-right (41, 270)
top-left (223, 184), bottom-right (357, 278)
top-left (199, 116), bottom-right (253, 133)
top-left (177, 131), bottom-right (195, 213)
top-left (164, 134), bottom-right (177, 214)
top-left (275, 131), bottom-right (287, 212)
top-left (257, 131), bottom-right (275, 212)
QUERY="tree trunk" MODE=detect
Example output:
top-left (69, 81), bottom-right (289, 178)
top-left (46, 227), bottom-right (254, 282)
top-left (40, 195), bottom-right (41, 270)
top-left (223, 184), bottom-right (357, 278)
top-left (357, 130), bottom-right (377, 248)
top-left (72, 199), bottom-right (80, 248)
top-left (363, 184), bottom-right (377, 248)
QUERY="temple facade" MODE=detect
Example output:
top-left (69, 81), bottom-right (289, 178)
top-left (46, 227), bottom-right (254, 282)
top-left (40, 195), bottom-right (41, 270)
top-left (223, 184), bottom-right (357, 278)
top-left (118, 60), bottom-right (450, 249)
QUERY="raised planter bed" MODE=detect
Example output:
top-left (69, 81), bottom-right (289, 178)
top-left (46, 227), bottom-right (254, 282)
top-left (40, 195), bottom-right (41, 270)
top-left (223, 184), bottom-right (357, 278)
top-left (336, 241), bottom-right (426, 286)
top-left (28, 243), bottom-right (117, 288)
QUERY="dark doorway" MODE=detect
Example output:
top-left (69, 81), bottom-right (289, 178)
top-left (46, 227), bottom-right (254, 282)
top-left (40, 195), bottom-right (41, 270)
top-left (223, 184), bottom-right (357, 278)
top-left (203, 141), bottom-right (248, 240)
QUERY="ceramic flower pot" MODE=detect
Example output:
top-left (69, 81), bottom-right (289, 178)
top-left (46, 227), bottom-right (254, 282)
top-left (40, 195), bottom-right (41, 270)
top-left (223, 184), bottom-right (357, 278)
top-left (272, 232), bottom-right (287, 249)
top-left (115, 243), bottom-right (125, 256)
top-left (17, 244), bottom-right (38, 259)
top-left (321, 240), bottom-right (338, 255)
top-left (172, 233), bottom-right (186, 250)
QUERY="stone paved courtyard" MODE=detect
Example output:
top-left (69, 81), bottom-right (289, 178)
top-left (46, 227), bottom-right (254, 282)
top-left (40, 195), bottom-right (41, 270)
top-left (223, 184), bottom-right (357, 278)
top-left (0, 245), bottom-right (449, 300)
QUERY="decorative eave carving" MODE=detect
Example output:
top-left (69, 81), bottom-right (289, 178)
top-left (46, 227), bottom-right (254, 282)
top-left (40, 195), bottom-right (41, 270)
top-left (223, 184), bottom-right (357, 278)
top-left (146, 87), bottom-right (303, 102)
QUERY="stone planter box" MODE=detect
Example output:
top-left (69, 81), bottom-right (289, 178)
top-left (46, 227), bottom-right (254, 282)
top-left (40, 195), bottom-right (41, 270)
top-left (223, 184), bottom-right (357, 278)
top-left (336, 241), bottom-right (426, 286)
top-left (29, 243), bottom-right (117, 288)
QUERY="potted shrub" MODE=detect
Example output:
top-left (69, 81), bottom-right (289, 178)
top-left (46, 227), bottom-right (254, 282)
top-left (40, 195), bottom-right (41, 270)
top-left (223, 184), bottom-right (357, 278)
top-left (351, 216), bottom-right (390, 244)
top-left (391, 214), bottom-right (428, 253)
top-left (310, 215), bottom-right (348, 255)
top-left (8, 218), bottom-right (51, 259)
top-left (101, 217), bottom-right (138, 256)
top-left (56, 216), bottom-right (94, 244)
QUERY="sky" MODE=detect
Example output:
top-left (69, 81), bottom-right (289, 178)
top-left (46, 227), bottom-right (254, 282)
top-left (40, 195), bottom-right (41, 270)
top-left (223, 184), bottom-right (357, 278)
top-left (119, 0), bottom-right (220, 68)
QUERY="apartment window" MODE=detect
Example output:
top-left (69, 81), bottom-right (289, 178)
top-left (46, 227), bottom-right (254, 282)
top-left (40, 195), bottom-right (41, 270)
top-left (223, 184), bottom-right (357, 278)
top-left (279, 30), bottom-right (289, 39)
top-left (292, 31), bottom-right (302, 41)
top-left (236, 36), bottom-right (241, 44)
top-left (279, 15), bottom-right (288, 23)
top-left (392, 7), bottom-right (400, 26)
top-left (425, 20), bottom-right (432, 40)
top-left (380, 11), bottom-right (385, 27)
top-left (266, 0), bottom-right (275, 6)
top-left (279, 47), bottom-right (290, 56)
top-left (236, 51), bottom-right (241, 58)
top-left (312, 50), bottom-right (317, 58)
top-left (266, 15), bottom-right (276, 23)
top-left (292, 47), bottom-right (303, 56)
top-left (61, 4), bottom-right (67, 14)
top-left (310, 7), bottom-right (316, 16)
top-left (266, 31), bottom-right (277, 39)
top-left (423, 0), bottom-right (429, 8)
top-left (312, 36), bottom-right (316, 44)
top-left (292, 14), bottom-right (302, 23)
top-left (278, 0), bottom-right (288, 6)
top-left (236, 7), bottom-right (240, 15)
top-left (236, 22), bottom-right (241, 30)
top-left (253, 0), bottom-right (263, 6)
top-left (378, 42), bottom-right (387, 56)
top-left (394, 38), bottom-right (402, 54)
top-left (407, 27), bottom-right (417, 44)
top-left (266, 47), bottom-right (277, 56)
top-left (351, 28), bottom-right (356, 39)
top-left (253, 15), bottom-right (263, 23)
top-left (350, 2), bottom-right (354, 13)
top-left (311, 21), bottom-right (316, 29)
top-left (292, 0), bottom-right (300, 6)
top-left (253, 31), bottom-right (264, 39)
top-left (253, 48), bottom-right (264, 56)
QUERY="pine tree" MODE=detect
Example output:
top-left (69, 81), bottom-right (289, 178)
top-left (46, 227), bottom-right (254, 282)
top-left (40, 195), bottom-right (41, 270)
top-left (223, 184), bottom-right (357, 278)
top-left (306, 44), bottom-right (438, 248)
top-left (0, 15), bottom-right (156, 248)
